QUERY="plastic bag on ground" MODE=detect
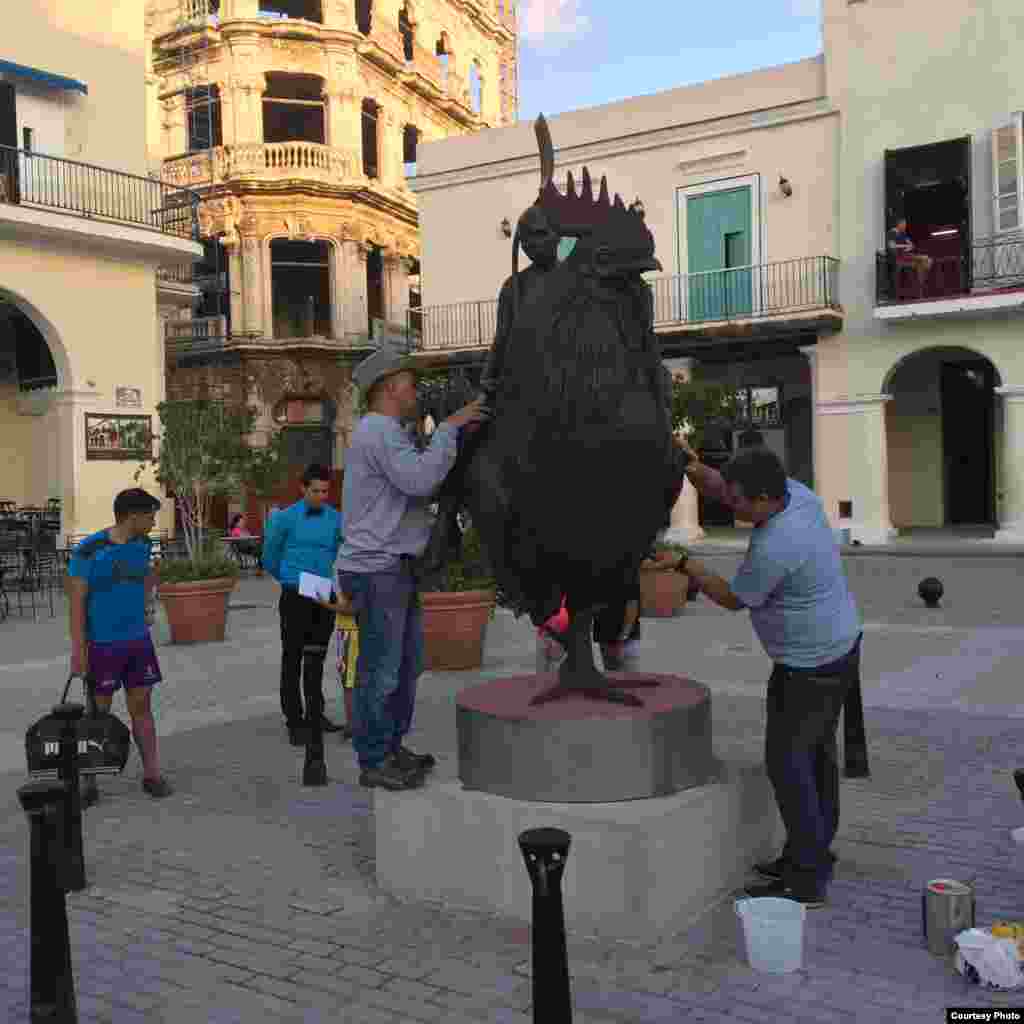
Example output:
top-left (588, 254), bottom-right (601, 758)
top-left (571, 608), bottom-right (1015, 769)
top-left (954, 927), bottom-right (1024, 990)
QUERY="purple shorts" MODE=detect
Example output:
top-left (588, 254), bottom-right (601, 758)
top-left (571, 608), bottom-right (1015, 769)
top-left (87, 636), bottom-right (163, 697)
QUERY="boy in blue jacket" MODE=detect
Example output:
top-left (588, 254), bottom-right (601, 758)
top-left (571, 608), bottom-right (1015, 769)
top-left (261, 463), bottom-right (345, 745)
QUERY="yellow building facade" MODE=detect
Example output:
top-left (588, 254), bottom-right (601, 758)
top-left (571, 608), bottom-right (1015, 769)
top-left (146, 0), bottom-right (517, 480)
top-left (0, 2), bottom-right (202, 542)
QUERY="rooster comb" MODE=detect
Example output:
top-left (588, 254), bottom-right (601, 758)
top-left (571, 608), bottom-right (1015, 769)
top-left (533, 114), bottom-right (645, 235)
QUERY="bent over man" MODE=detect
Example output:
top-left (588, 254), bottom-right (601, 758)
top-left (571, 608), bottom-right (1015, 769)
top-left (675, 441), bottom-right (867, 908)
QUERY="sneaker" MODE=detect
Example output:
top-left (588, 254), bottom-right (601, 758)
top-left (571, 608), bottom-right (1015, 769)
top-left (743, 878), bottom-right (826, 908)
top-left (754, 851), bottom-right (838, 880)
top-left (142, 776), bottom-right (174, 799)
top-left (395, 745), bottom-right (435, 773)
top-left (359, 754), bottom-right (424, 791)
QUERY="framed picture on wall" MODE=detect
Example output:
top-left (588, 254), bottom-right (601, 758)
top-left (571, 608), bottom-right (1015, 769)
top-left (85, 414), bottom-right (153, 461)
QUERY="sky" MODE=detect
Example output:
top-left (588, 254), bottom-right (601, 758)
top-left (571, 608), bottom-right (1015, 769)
top-left (516, 0), bottom-right (824, 121)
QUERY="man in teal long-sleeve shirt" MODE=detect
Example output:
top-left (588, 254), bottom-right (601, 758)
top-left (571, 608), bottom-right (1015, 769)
top-left (262, 463), bottom-right (345, 745)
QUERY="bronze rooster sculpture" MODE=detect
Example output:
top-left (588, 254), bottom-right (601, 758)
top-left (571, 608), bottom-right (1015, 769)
top-left (427, 114), bottom-right (690, 707)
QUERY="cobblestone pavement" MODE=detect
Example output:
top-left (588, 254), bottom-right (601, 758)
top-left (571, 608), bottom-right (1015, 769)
top-left (2, 556), bottom-right (1024, 1022)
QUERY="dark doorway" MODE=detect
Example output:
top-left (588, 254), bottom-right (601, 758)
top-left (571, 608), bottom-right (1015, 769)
top-left (356, 0), bottom-right (373, 34)
top-left (366, 246), bottom-right (384, 333)
top-left (270, 239), bottom-right (331, 338)
top-left (0, 81), bottom-right (19, 203)
top-left (941, 361), bottom-right (995, 525)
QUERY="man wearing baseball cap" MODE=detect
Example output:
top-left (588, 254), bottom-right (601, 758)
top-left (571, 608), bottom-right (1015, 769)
top-left (335, 344), bottom-right (488, 790)
top-left (67, 487), bottom-right (173, 799)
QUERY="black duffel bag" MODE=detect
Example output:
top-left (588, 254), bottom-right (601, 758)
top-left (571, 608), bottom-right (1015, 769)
top-left (25, 674), bottom-right (132, 779)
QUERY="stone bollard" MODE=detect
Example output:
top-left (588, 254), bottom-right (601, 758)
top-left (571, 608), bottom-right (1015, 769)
top-left (302, 709), bottom-right (327, 786)
top-left (18, 779), bottom-right (78, 1023)
top-left (53, 703), bottom-right (87, 893)
top-left (519, 827), bottom-right (573, 1024)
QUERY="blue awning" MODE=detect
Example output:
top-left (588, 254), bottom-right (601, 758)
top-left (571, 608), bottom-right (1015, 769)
top-left (0, 60), bottom-right (88, 95)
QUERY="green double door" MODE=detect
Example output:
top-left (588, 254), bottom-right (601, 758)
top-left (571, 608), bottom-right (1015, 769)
top-left (686, 187), bottom-right (753, 321)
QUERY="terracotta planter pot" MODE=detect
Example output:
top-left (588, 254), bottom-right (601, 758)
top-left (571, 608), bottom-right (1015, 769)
top-left (421, 589), bottom-right (496, 671)
top-left (157, 577), bottom-right (238, 644)
top-left (639, 567), bottom-right (688, 618)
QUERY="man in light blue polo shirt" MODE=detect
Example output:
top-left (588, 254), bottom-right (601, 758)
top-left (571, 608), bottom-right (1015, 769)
top-left (675, 441), bottom-right (867, 909)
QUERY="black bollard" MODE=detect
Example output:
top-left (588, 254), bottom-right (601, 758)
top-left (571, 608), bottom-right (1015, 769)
top-left (53, 703), bottom-right (87, 893)
top-left (18, 779), bottom-right (78, 1023)
top-left (302, 709), bottom-right (327, 786)
top-left (918, 577), bottom-right (943, 608)
top-left (519, 827), bottom-right (573, 1024)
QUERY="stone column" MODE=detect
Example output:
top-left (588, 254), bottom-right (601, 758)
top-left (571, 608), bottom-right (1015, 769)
top-left (324, 83), bottom-right (361, 163)
top-left (817, 394), bottom-right (897, 545)
top-left (241, 235), bottom-right (266, 337)
top-left (799, 344), bottom-right (819, 491)
top-left (995, 385), bottom-right (1024, 543)
top-left (166, 96), bottom-right (187, 157)
top-left (383, 252), bottom-right (409, 328)
top-left (229, 72), bottom-right (266, 146)
top-left (324, 1), bottom-right (358, 33)
top-left (51, 388), bottom-right (102, 545)
top-left (337, 240), bottom-right (369, 340)
top-left (380, 107), bottom-right (402, 188)
top-left (663, 358), bottom-right (704, 545)
top-left (224, 240), bottom-right (244, 336)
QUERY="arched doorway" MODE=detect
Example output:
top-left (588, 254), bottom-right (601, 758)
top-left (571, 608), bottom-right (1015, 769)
top-left (0, 295), bottom-right (66, 528)
top-left (883, 346), bottom-right (1002, 532)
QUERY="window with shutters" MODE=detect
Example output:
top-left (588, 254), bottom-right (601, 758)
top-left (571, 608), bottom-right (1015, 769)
top-left (994, 114), bottom-right (1023, 235)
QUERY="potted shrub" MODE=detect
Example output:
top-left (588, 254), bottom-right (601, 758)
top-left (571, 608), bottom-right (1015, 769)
top-left (420, 520), bottom-right (497, 671)
top-left (136, 389), bottom-right (286, 644)
top-left (639, 541), bottom-right (691, 618)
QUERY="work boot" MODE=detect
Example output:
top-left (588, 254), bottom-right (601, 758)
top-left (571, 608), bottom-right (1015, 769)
top-left (359, 753), bottom-right (425, 790)
top-left (394, 745), bottom-right (435, 774)
top-left (754, 851), bottom-right (837, 881)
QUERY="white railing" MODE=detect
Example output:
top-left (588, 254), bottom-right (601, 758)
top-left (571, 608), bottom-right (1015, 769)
top-left (163, 143), bottom-right (357, 188)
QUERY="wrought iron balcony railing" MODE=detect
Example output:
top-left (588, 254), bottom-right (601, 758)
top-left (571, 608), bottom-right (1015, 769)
top-left (406, 299), bottom-right (498, 351)
top-left (0, 145), bottom-right (200, 240)
top-left (649, 256), bottom-right (840, 328)
top-left (876, 235), bottom-right (1024, 305)
top-left (406, 256), bottom-right (840, 352)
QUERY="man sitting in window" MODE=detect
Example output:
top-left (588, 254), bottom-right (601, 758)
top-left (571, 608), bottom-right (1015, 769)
top-left (886, 218), bottom-right (933, 289)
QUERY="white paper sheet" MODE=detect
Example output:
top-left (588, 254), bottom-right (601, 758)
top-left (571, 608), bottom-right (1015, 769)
top-left (298, 571), bottom-right (333, 602)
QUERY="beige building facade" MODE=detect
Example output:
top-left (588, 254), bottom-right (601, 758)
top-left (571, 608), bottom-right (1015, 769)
top-left (146, 0), bottom-right (517, 483)
top-left (0, 2), bottom-right (202, 542)
top-left (411, 0), bottom-right (1024, 546)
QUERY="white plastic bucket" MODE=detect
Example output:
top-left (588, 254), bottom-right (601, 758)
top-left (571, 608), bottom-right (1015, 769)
top-left (735, 897), bottom-right (806, 973)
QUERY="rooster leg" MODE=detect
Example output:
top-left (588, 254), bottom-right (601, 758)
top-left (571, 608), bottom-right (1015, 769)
top-left (530, 606), bottom-right (654, 708)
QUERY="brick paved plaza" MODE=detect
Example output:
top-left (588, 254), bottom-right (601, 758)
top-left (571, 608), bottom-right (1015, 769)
top-left (2, 548), bottom-right (1024, 1023)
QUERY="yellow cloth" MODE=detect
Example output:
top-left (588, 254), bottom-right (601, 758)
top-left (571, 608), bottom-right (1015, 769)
top-left (335, 612), bottom-right (360, 690)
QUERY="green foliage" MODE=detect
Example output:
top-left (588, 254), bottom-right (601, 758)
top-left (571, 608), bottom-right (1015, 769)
top-left (135, 395), bottom-right (286, 575)
top-left (427, 523), bottom-right (496, 595)
top-left (669, 375), bottom-right (740, 449)
top-left (156, 553), bottom-right (241, 584)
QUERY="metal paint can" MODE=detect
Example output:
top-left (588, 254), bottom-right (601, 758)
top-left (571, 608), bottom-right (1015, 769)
top-left (922, 878), bottom-right (975, 957)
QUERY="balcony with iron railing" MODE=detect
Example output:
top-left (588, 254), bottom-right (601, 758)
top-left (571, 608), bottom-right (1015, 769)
top-left (875, 235), bottom-right (1024, 319)
top-left (404, 256), bottom-right (841, 354)
top-left (0, 145), bottom-right (200, 240)
top-left (164, 317), bottom-right (364, 363)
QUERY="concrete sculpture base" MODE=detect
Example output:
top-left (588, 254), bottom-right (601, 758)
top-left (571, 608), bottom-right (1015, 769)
top-left (456, 674), bottom-right (715, 802)
top-left (374, 760), bottom-right (783, 941)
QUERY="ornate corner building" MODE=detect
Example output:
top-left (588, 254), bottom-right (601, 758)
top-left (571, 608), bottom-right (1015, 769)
top-left (146, 0), bottom-right (517, 481)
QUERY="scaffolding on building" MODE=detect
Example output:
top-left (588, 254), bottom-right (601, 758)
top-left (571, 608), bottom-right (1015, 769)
top-left (172, 0), bottom-right (229, 348)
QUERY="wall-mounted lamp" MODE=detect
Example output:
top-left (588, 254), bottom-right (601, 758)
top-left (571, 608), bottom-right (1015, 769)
top-left (779, 177), bottom-right (793, 198)
top-left (500, 217), bottom-right (512, 238)
top-left (628, 197), bottom-right (645, 219)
